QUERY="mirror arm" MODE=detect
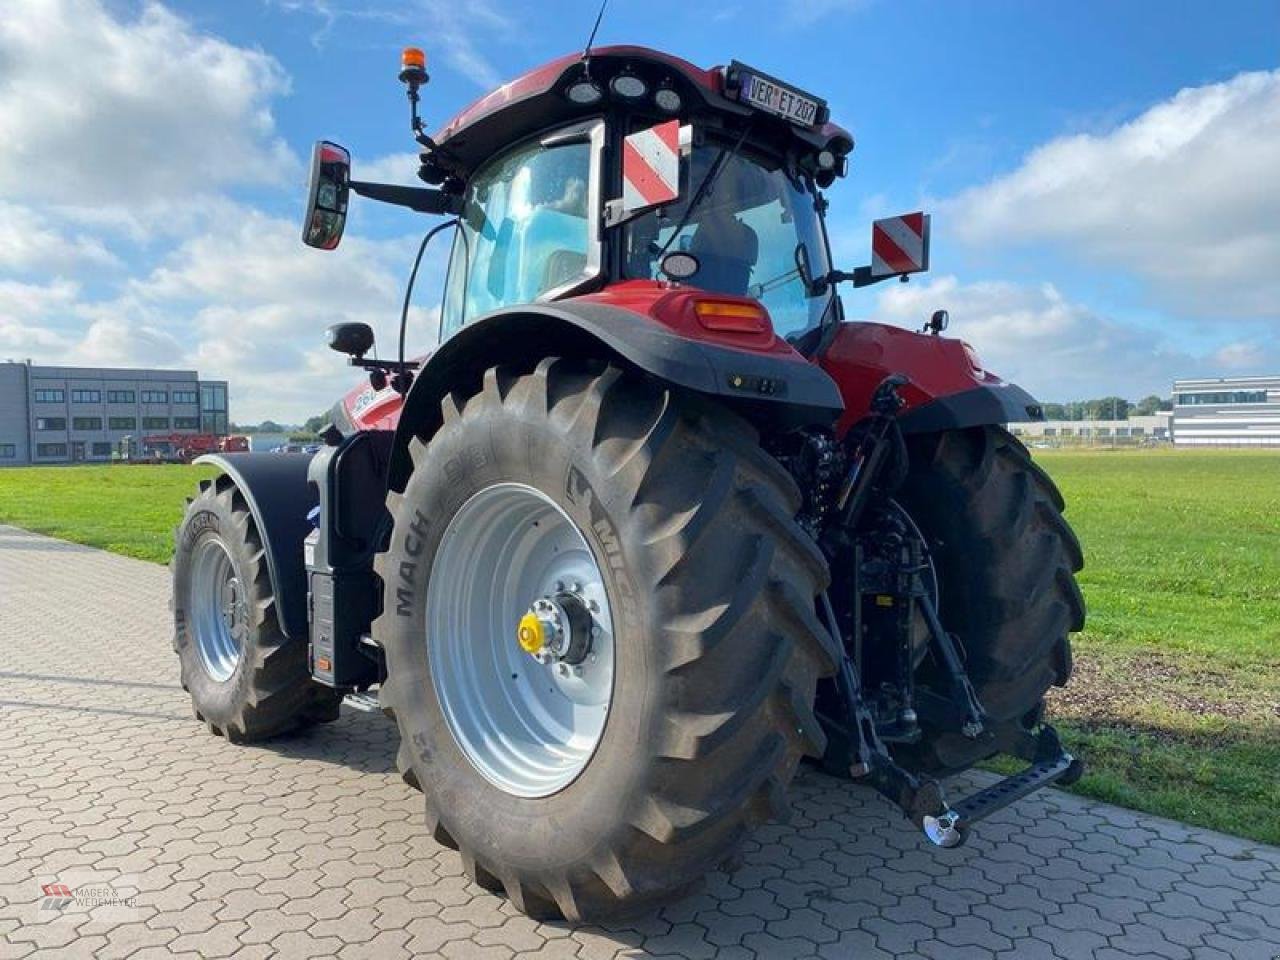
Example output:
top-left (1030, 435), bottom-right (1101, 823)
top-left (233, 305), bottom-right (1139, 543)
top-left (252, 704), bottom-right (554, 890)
top-left (349, 180), bottom-right (461, 215)
top-left (815, 266), bottom-right (907, 294)
top-left (349, 357), bottom-right (420, 372)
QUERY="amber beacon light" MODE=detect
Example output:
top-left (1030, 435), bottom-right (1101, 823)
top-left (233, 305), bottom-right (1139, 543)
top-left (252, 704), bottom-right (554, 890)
top-left (400, 47), bottom-right (428, 85)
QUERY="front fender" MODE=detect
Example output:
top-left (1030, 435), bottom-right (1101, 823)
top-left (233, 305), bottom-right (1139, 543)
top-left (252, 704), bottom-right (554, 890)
top-left (192, 453), bottom-right (316, 639)
top-left (388, 302), bottom-right (844, 490)
top-left (819, 322), bottom-right (1044, 436)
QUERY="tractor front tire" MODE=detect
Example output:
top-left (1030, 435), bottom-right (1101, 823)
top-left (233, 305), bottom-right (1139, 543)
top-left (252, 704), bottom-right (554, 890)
top-left (374, 359), bottom-right (837, 922)
top-left (895, 425), bottom-right (1085, 773)
top-left (172, 476), bottom-right (341, 742)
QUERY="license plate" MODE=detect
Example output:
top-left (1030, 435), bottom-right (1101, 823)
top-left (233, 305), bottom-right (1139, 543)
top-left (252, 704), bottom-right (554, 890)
top-left (732, 64), bottom-right (823, 127)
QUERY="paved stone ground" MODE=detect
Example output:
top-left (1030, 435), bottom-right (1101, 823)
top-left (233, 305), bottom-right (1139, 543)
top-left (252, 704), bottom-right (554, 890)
top-left (0, 524), bottom-right (1277, 960)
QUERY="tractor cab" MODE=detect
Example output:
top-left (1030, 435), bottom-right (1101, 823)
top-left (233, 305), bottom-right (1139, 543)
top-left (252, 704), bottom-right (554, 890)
top-left (303, 46), bottom-right (933, 382)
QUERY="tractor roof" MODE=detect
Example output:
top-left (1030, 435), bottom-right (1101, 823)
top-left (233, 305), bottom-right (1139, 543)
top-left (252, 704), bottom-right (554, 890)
top-left (422, 45), bottom-right (853, 183)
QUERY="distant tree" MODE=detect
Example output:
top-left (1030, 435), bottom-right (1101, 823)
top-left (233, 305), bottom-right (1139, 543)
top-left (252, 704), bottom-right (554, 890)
top-left (1042, 402), bottom-right (1067, 420)
top-left (303, 413), bottom-right (328, 434)
top-left (1084, 397), bottom-right (1131, 420)
top-left (1134, 394), bottom-right (1166, 416)
top-left (1062, 401), bottom-right (1088, 421)
top-left (257, 419), bottom-right (285, 434)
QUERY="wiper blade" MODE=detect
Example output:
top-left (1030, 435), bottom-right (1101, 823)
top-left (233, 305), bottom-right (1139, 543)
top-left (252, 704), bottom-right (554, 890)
top-left (653, 124), bottom-right (753, 263)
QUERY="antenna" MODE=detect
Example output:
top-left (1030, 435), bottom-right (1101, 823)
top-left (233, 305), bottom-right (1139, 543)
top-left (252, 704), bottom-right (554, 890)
top-left (582, 0), bottom-right (610, 60)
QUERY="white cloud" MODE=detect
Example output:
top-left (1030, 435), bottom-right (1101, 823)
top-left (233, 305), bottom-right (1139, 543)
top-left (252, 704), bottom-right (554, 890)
top-left (0, 203), bottom-right (120, 272)
top-left (0, 277), bottom-right (80, 318)
top-left (276, 0), bottom-right (518, 89)
top-left (5, 202), bottom-right (451, 421)
top-left (356, 153), bottom-right (423, 188)
top-left (0, 0), bottom-right (296, 208)
top-left (135, 207), bottom-right (404, 312)
top-left (947, 70), bottom-right (1280, 318)
top-left (864, 275), bottom-right (1279, 401)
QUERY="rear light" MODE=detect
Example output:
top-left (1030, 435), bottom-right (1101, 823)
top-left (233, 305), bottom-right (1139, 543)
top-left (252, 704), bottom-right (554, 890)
top-left (693, 299), bottom-right (771, 334)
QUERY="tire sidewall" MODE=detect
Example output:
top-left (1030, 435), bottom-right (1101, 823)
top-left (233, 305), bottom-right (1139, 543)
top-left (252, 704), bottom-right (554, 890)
top-left (380, 398), bottom-right (661, 871)
top-left (173, 494), bottom-right (258, 725)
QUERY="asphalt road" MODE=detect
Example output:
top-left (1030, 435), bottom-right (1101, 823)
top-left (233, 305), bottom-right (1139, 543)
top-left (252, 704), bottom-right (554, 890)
top-left (1, 524), bottom-right (1277, 959)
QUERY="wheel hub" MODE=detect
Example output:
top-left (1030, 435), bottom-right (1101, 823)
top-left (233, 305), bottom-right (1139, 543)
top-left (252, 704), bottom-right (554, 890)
top-left (518, 591), bottom-right (595, 666)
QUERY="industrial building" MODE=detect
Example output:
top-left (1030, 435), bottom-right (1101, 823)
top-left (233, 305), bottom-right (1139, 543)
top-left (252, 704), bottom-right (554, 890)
top-left (0, 361), bottom-right (229, 466)
top-left (1009, 413), bottom-right (1173, 446)
top-left (1172, 375), bottom-right (1280, 447)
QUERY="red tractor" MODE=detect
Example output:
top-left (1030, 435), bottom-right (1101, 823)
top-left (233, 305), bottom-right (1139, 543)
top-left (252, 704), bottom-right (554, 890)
top-left (171, 45), bottom-right (1084, 921)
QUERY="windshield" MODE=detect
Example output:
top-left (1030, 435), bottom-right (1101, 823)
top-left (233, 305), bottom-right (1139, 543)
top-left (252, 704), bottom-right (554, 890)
top-left (624, 143), bottom-right (834, 343)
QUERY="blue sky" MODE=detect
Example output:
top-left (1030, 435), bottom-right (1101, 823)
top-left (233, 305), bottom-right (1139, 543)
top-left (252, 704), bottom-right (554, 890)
top-left (1, 0), bottom-right (1277, 420)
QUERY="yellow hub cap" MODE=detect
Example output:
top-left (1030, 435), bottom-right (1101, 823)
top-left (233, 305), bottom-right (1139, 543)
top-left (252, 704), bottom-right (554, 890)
top-left (516, 612), bottom-right (545, 655)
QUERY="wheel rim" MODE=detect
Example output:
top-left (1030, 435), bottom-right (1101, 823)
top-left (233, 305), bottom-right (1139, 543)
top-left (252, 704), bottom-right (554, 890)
top-left (427, 482), bottom-right (615, 798)
top-left (190, 537), bottom-right (246, 683)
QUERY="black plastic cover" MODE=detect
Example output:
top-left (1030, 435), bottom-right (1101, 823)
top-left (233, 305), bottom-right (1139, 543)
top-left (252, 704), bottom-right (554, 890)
top-left (193, 453), bottom-right (316, 640)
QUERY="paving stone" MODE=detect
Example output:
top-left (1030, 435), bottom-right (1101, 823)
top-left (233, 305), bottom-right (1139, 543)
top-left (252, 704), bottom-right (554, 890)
top-left (1, 523), bottom-right (1279, 960)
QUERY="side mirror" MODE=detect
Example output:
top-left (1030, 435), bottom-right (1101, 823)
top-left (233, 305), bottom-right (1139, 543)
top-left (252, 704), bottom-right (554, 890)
top-left (326, 322), bottom-right (374, 359)
top-left (302, 141), bottom-right (351, 250)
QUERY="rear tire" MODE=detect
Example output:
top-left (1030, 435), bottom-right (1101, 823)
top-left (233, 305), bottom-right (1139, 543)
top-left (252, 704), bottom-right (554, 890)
top-left (374, 359), bottom-right (837, 922)
top-left (172, 476), bottom-right (340, 742)
top-left (895, 425), bottom-right (1085, 773)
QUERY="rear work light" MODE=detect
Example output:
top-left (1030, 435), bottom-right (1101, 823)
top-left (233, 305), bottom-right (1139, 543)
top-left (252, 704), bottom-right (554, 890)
top-left (693, 299), bottom-right (772, 334)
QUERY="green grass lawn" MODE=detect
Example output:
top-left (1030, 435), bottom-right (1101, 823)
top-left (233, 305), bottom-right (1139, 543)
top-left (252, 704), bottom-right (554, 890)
top-left (1, 451), bottom-right (1277, 843)
top-left (0, 464), bottom-right (217, 563)
top-left (1033, 448), bottom-right (1280, 845)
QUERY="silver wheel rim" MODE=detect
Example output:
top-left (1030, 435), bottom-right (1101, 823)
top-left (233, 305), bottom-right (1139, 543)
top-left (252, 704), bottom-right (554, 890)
top-left (427, 482), bottom-right (615, 798)
top-left (191, 537), bottom-right (246, 683)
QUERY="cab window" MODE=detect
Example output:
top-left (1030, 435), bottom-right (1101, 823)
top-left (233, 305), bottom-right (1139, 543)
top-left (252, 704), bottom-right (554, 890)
top-left (441, 128), bottom-right (597, 339)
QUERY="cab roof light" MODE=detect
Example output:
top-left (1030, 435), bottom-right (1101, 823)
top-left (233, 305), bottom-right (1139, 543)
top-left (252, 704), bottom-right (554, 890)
top-left (610, 68), bottom-right (648, 100)
top-left (566, 72), bottom-right (604, 104)
top-left (653, 81), bottom-right (682, 114)
top-left (693, 299), bottom-right (771, 334)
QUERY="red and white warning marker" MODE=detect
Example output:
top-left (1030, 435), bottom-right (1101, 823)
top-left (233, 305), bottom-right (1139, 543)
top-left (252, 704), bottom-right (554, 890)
top-left (614, 119), bottom-right (693, 222)
top-left (870, 212), bottom-right (931, 277)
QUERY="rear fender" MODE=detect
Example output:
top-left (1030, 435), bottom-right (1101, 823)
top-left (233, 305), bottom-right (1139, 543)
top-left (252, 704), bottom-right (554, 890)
top-left (819, 322), bottom-right (1044, 437)
top-left (192, 453), bottom-right (316, 640)
top-left (388, 301), bottom-right (844, 490)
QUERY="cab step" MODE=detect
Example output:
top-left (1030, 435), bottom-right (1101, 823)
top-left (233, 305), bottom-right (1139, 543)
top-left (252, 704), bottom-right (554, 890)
top-left (341, 690), bottom-right (381, 713)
